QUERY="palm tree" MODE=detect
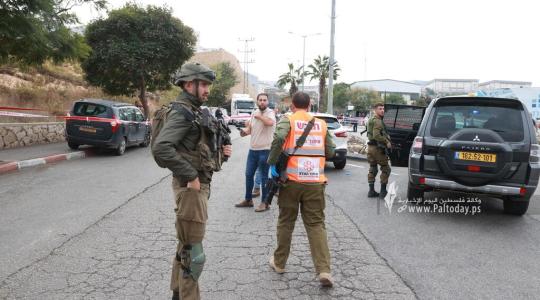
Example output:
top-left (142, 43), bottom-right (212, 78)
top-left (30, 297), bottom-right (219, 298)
top-left (307, 55), bottom-right (340, 111)
top-left (277, 63), bottom-right (305, 96)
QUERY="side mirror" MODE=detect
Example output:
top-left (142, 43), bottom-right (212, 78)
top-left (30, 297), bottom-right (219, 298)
top-left (412, 123), bottom-right (420, 131)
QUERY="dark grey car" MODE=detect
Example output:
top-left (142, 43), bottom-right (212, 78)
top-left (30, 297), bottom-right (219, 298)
top-left (407, 96), bottom-right (540, 215)
top-left (65, 99), bottom-right (151, 155)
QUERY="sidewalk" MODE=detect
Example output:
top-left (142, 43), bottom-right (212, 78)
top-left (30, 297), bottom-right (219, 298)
top-left (0, 171), bottom-right (416, 299)
top-left (0, 142), bottom-right (91, 174)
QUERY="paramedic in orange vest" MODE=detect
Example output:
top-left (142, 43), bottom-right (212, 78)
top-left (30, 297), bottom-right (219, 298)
top-left (266, 91), bottom-right (336, 287)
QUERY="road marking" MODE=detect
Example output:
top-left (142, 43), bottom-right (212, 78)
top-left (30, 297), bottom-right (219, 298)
top-left (391, 172), bottom-right (400, 176)
top-left (347, 163), bottom-right (365, 168)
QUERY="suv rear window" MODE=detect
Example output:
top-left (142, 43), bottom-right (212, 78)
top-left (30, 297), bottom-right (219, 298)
top-left (316, 116), bottom-right (341, 130)
top-left (429, 102), bottom-right (524, 142)
top-left (384, 106), bottom-right (424, 130)
top-left (73, 102), bottom-right (111, 118)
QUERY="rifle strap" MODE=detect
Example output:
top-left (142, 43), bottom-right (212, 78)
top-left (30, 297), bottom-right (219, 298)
top-left (291, 117), bottom-right (316, 156)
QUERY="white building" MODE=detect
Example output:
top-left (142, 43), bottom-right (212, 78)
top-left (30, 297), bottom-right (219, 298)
top-left (481, 87), bottom-right (540, 119)
top-left (350, 79), bottom-right (422, 104)
top-left (425, 79), bottom-right (479, 95)
top-left (479, 80), bottom-right (531, 90)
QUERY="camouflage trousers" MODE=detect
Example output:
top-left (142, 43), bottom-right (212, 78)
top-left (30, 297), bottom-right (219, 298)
top-left (367, 145), bottom-right (391, 184)
top-left (273, 182), bottom-right (331, 274)
top-left (170, 177), bottom-right (210, 300)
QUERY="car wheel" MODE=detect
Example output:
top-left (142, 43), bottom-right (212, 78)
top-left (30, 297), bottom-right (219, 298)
top-left (140, 132), bottom-right (150, 147)
top-left (67, 141), bottom-right (79, 150)
top-left (116, 137), bottom-right (127, 156)
top-left (503, 197), bottom-right (530, 216)
top-left (407, 182), bottom-right (424, 204)
top-left (333, 159), bottom-right (346, 169)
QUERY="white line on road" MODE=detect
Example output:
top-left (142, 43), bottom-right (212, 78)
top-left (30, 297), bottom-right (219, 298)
top-left (347, 163), bottom-right (365, 168)
top-left (391, 172), bottom-right (400, 176)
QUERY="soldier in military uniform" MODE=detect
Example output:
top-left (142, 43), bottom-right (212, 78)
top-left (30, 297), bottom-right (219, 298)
top-left (267, 92), bottom-right (336, 287)
top-left (366, 102), bottom-right (392, 198)
top-left (152, 62), bottom-right (232, 300)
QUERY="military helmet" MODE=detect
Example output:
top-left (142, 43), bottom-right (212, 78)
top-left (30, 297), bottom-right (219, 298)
top-left (173, 62), bottom-right (216, 86)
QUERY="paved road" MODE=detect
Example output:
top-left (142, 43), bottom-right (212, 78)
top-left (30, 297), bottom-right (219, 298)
top-left (329, 159), bottom-right (540, 299)
top-left (1, 127), bottom-right (539, 299)
top-left (0, 144), bottom-right (169, 281)
top-left (1, 129), bottom-right (414, 299)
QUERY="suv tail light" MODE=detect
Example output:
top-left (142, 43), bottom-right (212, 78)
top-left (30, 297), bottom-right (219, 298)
top-left (412, 136), bottom-right (423, 154)
top-left (335, 131), bottom-right (347, 138)
top-left (530, 144), bottom-right (540, 164)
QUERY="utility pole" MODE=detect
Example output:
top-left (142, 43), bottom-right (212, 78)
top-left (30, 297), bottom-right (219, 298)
top-left (239, 38), bottom-right (255, 94)
top-left (327, 0), bottom-right (336, 115)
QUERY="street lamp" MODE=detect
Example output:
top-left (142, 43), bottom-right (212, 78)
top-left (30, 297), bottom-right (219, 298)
top-left (288, 31), bottom-right (321, 91)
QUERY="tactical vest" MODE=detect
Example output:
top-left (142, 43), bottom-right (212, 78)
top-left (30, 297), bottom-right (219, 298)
top-left (172, 102), bottom-right (219, 173)
top-left (367, 115), bottom-right (388, 142)
top-left (283, 111), bottom-right (327, 183)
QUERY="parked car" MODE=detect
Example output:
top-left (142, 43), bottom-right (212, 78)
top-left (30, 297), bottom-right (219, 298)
top-left (408, 96), bottom-right (540, 215)
top-left (65, 99), bottom-right (151, 155)
top-left (313, 113), bottom-right (348, 169)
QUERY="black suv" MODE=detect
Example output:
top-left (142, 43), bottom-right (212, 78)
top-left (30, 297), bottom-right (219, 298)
top-left (65, 99), bottom-right (151, 155)
top-left (408, 96), bottom-right (540, 215)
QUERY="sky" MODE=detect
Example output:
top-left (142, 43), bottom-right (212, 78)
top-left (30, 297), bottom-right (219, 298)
top-left (73, 0), bottom-right (540, 86)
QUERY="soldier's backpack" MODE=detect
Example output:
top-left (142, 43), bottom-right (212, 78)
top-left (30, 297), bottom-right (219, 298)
top-left (150, 103), bottom-right (195, 168)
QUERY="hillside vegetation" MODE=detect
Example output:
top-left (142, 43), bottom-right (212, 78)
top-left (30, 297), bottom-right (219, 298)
top-left (0, 49), bottom-right (253, 119)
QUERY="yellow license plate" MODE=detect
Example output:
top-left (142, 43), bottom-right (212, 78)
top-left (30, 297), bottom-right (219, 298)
top-left (79, 126), bottom-right (96, 133)
top-left (455, 151), bottom-right (496, 163)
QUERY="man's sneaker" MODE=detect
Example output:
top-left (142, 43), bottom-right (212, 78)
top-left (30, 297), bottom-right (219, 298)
top-left (235, 200), bottom-right (254, 207)
top-left (318, 272), bottom-right (334, 287)
top-left (269, 256), bottom-right (285, 274)
top-left (252, 187), bottom-right (261, 198)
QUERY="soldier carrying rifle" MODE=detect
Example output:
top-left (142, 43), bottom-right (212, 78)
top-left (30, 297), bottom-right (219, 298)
top-left (366, 102), bottom-right (392, 198)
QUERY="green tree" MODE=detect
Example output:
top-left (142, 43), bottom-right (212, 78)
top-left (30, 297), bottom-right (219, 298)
top-left (349, 88), bottom-right (382, 112)
top-left (277, 63), bottom-right (304, 97)
top-left (207, 62), bottom-right (238, 107)
top-left (384, 93), bottom-right (406, 104)
top-left (307, 55), bottom-right (340, 111)
top-left (332, 82), bottom-right (350, 110)
top-left (0, 0), bottom-right (105, 65)
top-left (82, 4), bottom-right (196, 117)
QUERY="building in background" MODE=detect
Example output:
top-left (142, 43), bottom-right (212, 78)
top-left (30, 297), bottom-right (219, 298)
top-left (424, 79), bottom-right (479, 96)
top-left (481, 87), bottom-right (540, 119)
top-left (350, 79), bottom-right (422, 104)
top-left (478, 80), bottom-right (532, 91)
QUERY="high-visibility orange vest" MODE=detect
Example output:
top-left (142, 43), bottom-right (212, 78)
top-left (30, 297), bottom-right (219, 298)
top-left (283, 111), bottom-right (328, 183)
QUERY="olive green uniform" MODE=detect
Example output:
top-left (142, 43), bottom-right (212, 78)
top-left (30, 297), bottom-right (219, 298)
top-left (366, 115), bottom-right (391, 184)
top-left (267, 115), bottom-right (335, 274)
top-left (152, 91), bottom-right (216, 300)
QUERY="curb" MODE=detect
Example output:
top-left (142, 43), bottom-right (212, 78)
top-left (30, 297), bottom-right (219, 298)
top-left (347, 152), bottom-right (367, 161)
top-left (0, 151), bottom-right (88, 175)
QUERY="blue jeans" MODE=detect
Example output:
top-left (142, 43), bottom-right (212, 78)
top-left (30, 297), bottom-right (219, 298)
top-left (254, 167), bottom-right (263, 189)
top-left (245, 149), bottom-right (270, 203)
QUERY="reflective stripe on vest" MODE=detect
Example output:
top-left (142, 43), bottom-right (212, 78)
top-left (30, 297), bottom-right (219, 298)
top-left (284, 148), bottom-right (325, 156)
top-left (283, 111), bottom-right (327, 183)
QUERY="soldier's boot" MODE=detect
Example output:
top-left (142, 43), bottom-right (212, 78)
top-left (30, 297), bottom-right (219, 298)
top-left (367, 183), bottom-right (379, 198)
top-left (379, 183), bottom-right (388, 199)
top-left (171, 291), bottom-right (179, 300)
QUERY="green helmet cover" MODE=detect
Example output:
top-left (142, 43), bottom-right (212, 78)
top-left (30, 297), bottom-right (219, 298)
top-left (173, 62), bottom-right (216, 86)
